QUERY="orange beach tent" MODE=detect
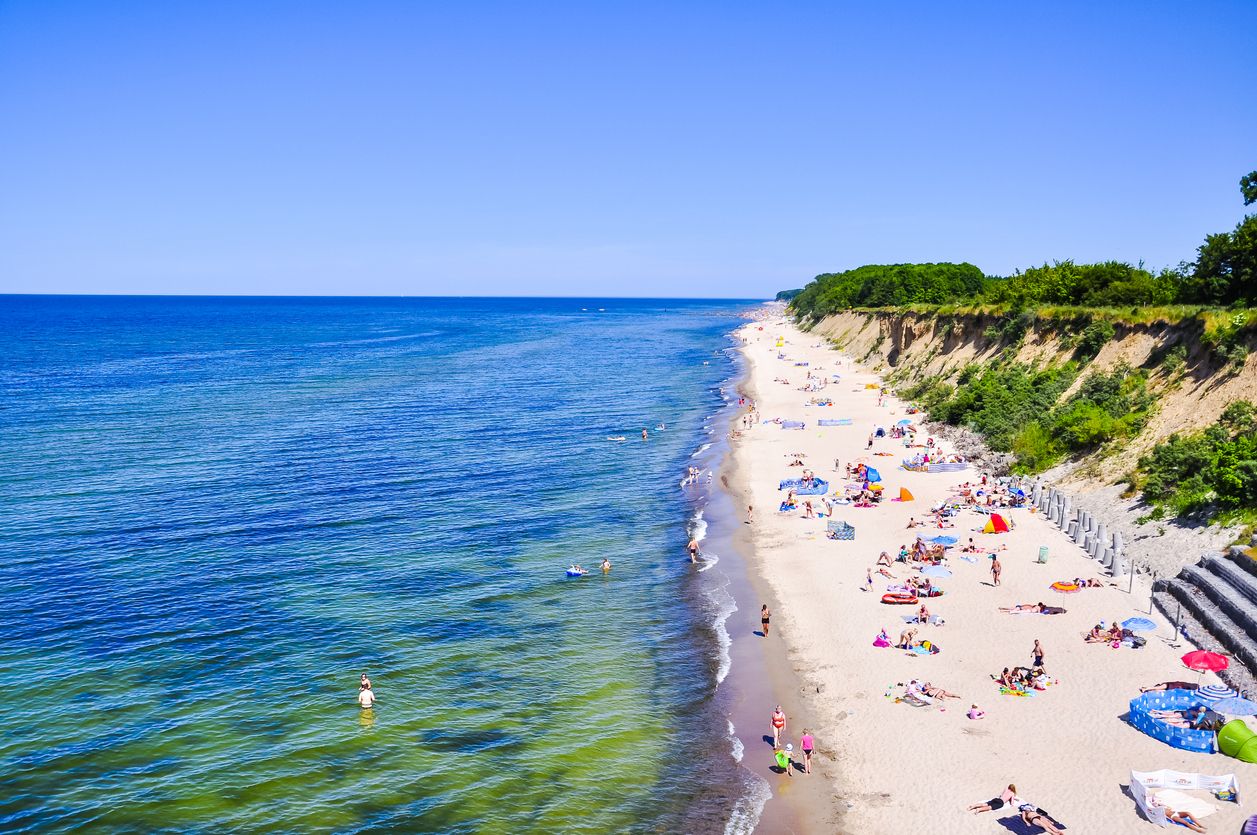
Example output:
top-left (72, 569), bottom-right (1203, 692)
top-left (898, 487), bottom-right (914, 501)
top-left (983, 513), bottom-right (1011, 534)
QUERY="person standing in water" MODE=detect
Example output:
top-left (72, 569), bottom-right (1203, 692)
top-left (760, 604), bottom-right (771, 636)
top-left (687, 538), bottom-right (699, 563)
top-left (642, 428), bottom-right (648, 440)
top-left (770, 705), bottom-right (786, 747)
top-left (600, 557), bottom-right (611, 573)
top-left (358, 682), bottom-right (375, 709)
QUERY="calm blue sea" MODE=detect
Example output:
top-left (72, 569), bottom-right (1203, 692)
top-left (0, 296), bottom-right (759, 833)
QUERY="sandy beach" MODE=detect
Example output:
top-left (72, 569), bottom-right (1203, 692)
top-left (729, 312), bottom-right (1257, 834)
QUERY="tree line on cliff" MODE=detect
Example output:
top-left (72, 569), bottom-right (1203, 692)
top-left (788, 171), bottom-right (1257, 320)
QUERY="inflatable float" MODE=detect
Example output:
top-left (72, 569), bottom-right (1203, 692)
top-left (566, 567), bottom-right (588, 577)
top-left (881, 592), bottom-right (919, 605)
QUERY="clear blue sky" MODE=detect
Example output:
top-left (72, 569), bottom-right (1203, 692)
top-left (2, 2), bottom-right (1254, 298)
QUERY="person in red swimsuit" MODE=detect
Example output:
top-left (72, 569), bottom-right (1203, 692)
top-left (770, 705), bottom-right (786, 747)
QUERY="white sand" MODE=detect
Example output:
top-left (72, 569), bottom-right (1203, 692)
top-left (732, 317), bottom-right (1256, 834)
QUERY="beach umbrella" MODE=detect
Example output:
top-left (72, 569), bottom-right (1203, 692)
top-left (928, 535), bottom-right (957, 545)
top-left (1121, 617), bottom-right (1158, 632)
top-left (1208, 696), bottom-right (1257, 716)
top-left (920, 565), bottom-right (952, 579)
top-left (1182, 650), bottom-right (1229, 673)
top-left (1198, 684), bottom-right (1239, 701)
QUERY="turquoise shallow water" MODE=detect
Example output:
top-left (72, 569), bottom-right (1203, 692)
top-left (0, 296), bottom-right (754, 833)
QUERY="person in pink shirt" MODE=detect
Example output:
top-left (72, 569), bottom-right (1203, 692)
top-left (799, 729), bottom-right (815, 774)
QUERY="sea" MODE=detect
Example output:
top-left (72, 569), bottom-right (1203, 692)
top-left (0, 295), bottom-right (768, 833)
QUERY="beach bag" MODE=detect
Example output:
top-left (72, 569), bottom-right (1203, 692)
top-left (1130, 635), bottom-right (1147, 648)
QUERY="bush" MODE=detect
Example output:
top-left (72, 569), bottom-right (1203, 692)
top-left (1137, 400), bottom-right (1257, 518)
top-left (1076, 320), bottom-right (1116, 360)
top-left (1160, 344), bottom-right (1187, 372)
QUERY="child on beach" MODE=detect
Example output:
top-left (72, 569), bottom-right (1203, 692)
top-left (773, 744), bottom-right (793, 776)
top-left (799, 731), bottom-right (814, 774)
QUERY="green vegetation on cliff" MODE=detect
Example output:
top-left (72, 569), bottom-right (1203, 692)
top-left (1134, 402), bottom-right (1257, 521)
top-left (899, 361), bottom-right (1154, 474)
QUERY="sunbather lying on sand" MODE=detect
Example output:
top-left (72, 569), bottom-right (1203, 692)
top-left (999, 602), bottom-right (1066, 614)
top-left (1148, 798), bottom-right (1207, 832)
top-left (1151, 706), bottom-right (1212, 729)
top-left (1139, 681), bottom-right (1198, 692)
top-left (875, 567), bottom-right (896, 579)
top-left (967, 784), bottom-right (1017, 814)
top-left (1019, 804), bottom-right (1064, 834)
top-left (920, 682), bottom-right (959, 699)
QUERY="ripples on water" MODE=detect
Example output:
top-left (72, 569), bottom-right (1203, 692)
top-left (0, 296), bottom-right (755, 833)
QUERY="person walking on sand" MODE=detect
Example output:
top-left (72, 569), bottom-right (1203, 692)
top-left (770, 705), bottom-right (786, 747)
top-left (991, 555), bottom-right (1002, 586)
top-left (746, 505), bottom-right (753, 524)
top-left (799, 729), bottom-right (814, 774)
top-left (687, 538), bottom-right (699, 563)
top-left (760, 604), bottom-right (771, 636)
top-left (1032, 639), bottom-right (1045, 669)
top-left (863, 567), bottom-right (874, 592)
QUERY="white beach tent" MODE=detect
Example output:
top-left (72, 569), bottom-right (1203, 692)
top-left (1130, 769), bottom-right (1239, 826)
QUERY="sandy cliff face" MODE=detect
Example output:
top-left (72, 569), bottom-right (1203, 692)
top-left (809, 310), bottom-right (1257, 480)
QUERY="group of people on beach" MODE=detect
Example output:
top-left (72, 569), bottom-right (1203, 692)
top-left (768, 704), bottom-right (814, 777)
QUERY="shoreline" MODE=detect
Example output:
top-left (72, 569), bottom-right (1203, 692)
top-left (725, 311), bottom-right (1256, 833)
top-left (702, 313), bottom-right (844, 834)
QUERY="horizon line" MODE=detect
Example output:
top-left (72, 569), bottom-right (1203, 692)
top-left (0, 292), bottom-right (776, 302)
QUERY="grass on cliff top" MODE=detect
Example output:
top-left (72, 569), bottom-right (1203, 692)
top-left (844, 304), bottom-right (1257, 338)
